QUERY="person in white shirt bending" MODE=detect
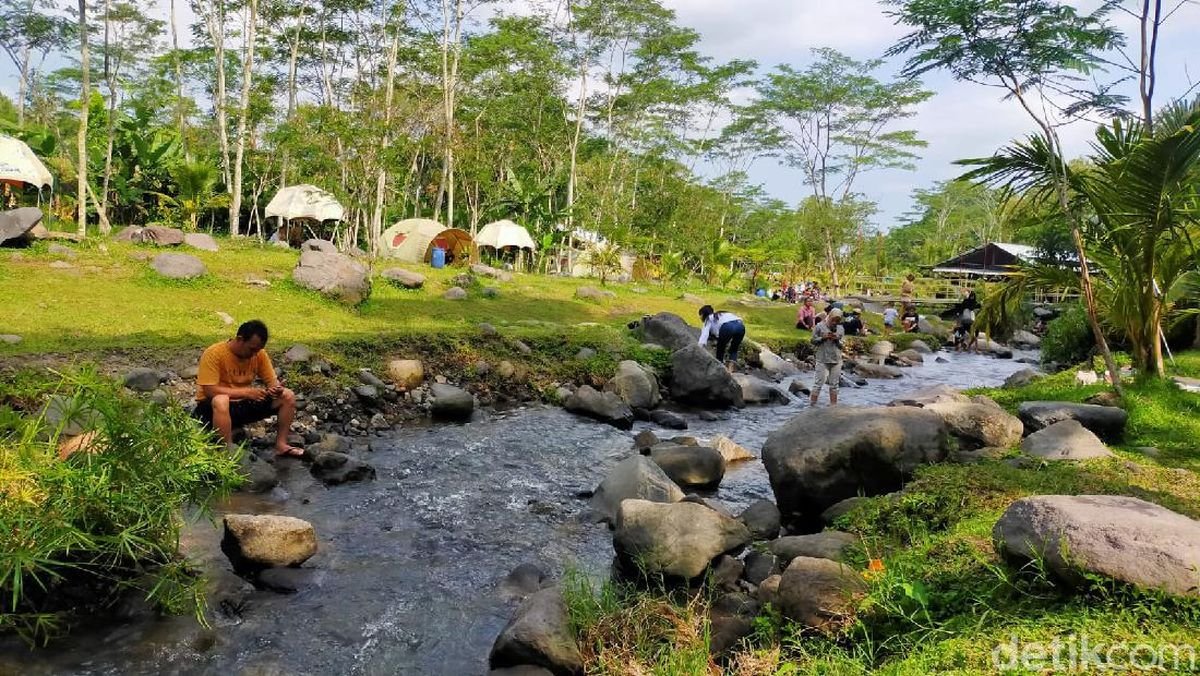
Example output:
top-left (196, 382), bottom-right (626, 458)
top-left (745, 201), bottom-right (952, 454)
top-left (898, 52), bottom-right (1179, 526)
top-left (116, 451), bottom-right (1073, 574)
top-left (697, 304), bottom-right (746, 373)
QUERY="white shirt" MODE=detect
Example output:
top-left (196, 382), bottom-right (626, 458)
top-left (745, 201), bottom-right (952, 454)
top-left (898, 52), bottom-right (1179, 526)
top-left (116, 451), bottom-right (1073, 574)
top-left (698, 312), bottom-right (743, 345)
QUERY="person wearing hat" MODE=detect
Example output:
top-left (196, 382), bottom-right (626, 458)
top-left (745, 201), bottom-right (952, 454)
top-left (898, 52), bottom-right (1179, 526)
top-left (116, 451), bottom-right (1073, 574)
top-left (810, 308), bottom-right (846, 407)
top-left (842, 308), bottom-right (867, 336)
top-left (697, 304), bottom-right (746, 373)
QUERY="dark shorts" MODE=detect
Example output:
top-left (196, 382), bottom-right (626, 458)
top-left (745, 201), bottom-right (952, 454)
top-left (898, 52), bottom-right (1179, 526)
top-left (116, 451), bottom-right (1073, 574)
top-left (193, 397), bottom-right (276, 429)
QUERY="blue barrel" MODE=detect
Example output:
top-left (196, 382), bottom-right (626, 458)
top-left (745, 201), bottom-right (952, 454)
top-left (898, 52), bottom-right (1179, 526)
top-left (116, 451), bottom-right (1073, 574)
top-left (431, 247), bottom-right (446, 269)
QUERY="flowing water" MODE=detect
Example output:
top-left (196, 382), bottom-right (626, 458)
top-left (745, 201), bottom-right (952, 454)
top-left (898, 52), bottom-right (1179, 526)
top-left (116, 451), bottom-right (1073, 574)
top-left (1, 350), bottom-right (1035, 676)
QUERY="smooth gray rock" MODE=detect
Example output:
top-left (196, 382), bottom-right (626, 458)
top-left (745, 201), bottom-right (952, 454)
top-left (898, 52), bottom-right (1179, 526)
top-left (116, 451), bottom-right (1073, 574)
top-left (1004, 368), bottom-right (1040, 389)
top-left (738, 500), bottom-right (781, 541)
top-left (603, 360), bottom-right (661, 410)
top-left (669, 344), bottom-right (743, 409)
top-left (575, 286), bottom-right (615, 301)
top-left (853, 361), bottom-right (903, 379)
top-left (613, 499), bottom-right (751, 580)
top-left (649, 409), bottom-right (688, 430)
top-left (221, 514), bottom-right (317, 572)
top-left (301, 238), bottom-right (337, 253)
top-left (1010, 330), bottom-right (1041, 348)
top-left (994, 495), bottom-right (1200, 596)
top-left (382, 267), bottom-right (426, 289)
top-left (293, 250), bottom-right (370, 304)
top-left (770, 531), bottom-right (857, 564)
top-left (638, 312), bottom-right (700, 351)
top-left (0, 207), bottom-right (43, 245)
top-left (123, 367), bottom-right (162, 392)
top-left (151, 252), bottom-right (206, 279)
top-left (444, 286), bottom-right (468, 300)
top-left (648, 444), bottom-right (725, 490)
top-left (762, 406), bottom-right (949, 521)
top-left (184, 232), bottom-right (219, 252)
top-left (732, 373), bottom-right (790, 405)
top-left (924, 399), bottom-right (1024, 449)
top-left (590, 455), bottom-right (684, 522)
top-left (889, 384), bottom-right (968, 407)
top-left (821, 497), bottom-right (868, 525)
top-left (489, 587), bottom-right (582, 676)
top-left (743, 550), bottom-right (780, 585)
top-left (310, 451), bottom-right (376, 485)
top-left (1020, 420), bottom-right (1113, 460)
top-left (284, 344), bottom-right (313, 363)
top-left (564, 385), bottom-right (634, 430)
top-left (430, 383), bottom-right (474, 421)
top-left (1018, 401), bottom-right (1128, 441)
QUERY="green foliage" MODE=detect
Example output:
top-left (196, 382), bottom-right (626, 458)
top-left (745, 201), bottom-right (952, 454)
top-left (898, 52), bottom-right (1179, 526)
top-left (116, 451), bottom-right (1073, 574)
top-left (1040, 305), bottom-right (1094, 365)
top-left (0, 369), bottom-right (242, 644)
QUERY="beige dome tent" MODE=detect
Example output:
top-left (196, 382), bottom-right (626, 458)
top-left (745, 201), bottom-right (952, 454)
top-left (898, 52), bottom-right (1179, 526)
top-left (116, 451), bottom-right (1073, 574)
top-left (381, 218), bottom-right (473, 264)
top-left (476, 219), bottom-right (536, 251)
top-left (0, 135), bottom-right (54, 189)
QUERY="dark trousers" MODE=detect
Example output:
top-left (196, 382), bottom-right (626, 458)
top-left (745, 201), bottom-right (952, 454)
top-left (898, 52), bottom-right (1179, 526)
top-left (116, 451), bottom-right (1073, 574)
top-left (716, 321), bottom-right (746, 363)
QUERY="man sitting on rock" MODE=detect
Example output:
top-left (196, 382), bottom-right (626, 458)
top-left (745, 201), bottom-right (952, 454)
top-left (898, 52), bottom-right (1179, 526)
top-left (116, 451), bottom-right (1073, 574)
top-left (194, 319), bottom-right (302, 456)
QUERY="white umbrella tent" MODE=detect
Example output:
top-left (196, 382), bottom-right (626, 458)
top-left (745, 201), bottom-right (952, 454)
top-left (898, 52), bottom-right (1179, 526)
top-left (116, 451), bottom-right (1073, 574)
top-left (476, 219), bottom-right (536, 268)
top-left (0, 135), bottom-right (54, 190)
top-left (265, 184), bottom-right (345, 246)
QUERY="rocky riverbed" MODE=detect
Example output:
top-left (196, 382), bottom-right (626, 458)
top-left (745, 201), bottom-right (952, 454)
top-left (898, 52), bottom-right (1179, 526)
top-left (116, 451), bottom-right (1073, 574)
top-left (0, 349), bottom-right (1036, 675)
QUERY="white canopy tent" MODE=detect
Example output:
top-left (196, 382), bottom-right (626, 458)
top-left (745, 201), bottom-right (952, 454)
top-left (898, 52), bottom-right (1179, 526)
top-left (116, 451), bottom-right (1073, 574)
top-left (265, 184), bottom-right (345, 222)
top-left (0, 135), bottom-right (54, 189)
top-left (476, 219), bottom-right (537, 251)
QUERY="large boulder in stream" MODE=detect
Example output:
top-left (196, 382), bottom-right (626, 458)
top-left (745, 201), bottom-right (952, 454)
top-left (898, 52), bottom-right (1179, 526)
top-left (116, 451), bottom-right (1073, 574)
top-left (1017, 401), bottom-right (1128, 441)
top-left (613, 499), bottom-right (751, 580)
top-left (853, 361), bottom-right (902, 379)
top-left (603, 360), bottom-right (661, 410)
top-left (775, 557), bottom-right (867, 632)
top-left (668, 345), bottom-right (743, 409)
top-left (732, 374), bottom-right (790, 405)
top-left (648, 444), bottom-right (726, 490)
top-left (638, 312), bottom-right (699, 351)
top-left (762, 407), bottom-right (949, 522)
top-left (221, 514), bottom-right (317, 572)
top-left (993, 495), bottom-right (1200, 597)
top-left (489, 586), bottom-right (583, 676)
top-left (590, 455), bottom-right (684, 523)
top-left (564, 385), bottom-right (634, 430)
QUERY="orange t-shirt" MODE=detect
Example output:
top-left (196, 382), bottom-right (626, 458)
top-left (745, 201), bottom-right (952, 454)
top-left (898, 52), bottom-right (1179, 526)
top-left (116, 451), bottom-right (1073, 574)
top-left (195, 341), bottom-right (277, 401)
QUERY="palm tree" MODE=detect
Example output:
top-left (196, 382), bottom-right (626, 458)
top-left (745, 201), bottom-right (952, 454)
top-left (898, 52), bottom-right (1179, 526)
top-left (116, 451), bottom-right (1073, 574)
top-left (969, 105), bottom-right (1200, 377)
top-left (167, 161), bottom-right (227, 231)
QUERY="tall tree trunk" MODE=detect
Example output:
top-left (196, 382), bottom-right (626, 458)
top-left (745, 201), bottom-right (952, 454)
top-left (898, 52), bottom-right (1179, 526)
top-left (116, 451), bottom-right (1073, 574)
top-left (371, 31), bottom-right (399, 257)
top-left (281, 2), bottom-right (305, 186)
top-left (436, 0), bottom-right (464, 228)
top-left (99, 0), bottom-right (115, 233)
top-left (1138, 0), bottom-right (1163, 133)
top-left (170, 0), bottom-right (186, 152)
top-left (76, 0), bottom-right (90, 237)
top-left (17, 43), bottom-right (30, 127)
top-left (203, 0), bottom-right (231, 190)
top-left (229, 0), bottom-right (257, 237)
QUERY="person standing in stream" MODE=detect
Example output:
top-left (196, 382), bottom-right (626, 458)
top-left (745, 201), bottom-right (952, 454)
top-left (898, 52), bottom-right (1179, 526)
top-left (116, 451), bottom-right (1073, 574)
top-left (698, 305), bottom-right (746, 373)
top-left (810, 308), bottom-right (846, 407)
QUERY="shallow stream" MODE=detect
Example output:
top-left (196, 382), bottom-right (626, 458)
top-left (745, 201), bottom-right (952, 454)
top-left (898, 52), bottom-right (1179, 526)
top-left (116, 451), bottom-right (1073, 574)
top-left (1, 350), bottom-right (1034, 675)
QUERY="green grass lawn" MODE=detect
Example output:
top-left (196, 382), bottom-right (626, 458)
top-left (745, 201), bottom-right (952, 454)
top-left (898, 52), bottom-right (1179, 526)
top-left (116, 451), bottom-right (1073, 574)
top-left (0, 237), bottom-right (804, 372)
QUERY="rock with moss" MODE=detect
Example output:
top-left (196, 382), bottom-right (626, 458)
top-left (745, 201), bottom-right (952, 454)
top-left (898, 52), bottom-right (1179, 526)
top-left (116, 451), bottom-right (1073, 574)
top-left (613, 499), bottom-right (751, 580)
top-left (775, 556), bottom-right (867, 632)
top-left (922, 399), bottom-right (1024, 450)
top-left (638, 312), bottom-right (699, 351)
top-left (770, 531), bottom-right (857, 564)
top-left (994, 495), bottom-right (1200, 597)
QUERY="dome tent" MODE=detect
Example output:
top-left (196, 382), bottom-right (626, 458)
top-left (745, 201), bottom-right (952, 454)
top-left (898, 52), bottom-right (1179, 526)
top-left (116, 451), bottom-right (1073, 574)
top-left (0, 135), bottom-right (54, 189)
top-left (381, 218), bottom-right (473, 264)
top-left (265, 184), bottom-right (345, 222)
top-left (476, 219), bottom-right (536, 251)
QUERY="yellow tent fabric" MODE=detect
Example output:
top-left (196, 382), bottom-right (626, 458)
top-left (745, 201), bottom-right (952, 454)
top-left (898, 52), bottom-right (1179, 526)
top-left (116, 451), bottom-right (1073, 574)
top-left (381, 218), bottom-right (473, 263)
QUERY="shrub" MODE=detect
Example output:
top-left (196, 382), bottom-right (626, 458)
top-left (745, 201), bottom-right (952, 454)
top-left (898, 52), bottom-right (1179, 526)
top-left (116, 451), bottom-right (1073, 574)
top-left (0, 370), bottom-right (242, 644)
top-left (1040, 305), bottom-right (1093, 366)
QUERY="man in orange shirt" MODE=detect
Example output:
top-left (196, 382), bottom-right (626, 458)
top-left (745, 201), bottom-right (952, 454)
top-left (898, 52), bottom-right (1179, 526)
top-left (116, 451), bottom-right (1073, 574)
top-left (194, 320), bottom-right (302, 456)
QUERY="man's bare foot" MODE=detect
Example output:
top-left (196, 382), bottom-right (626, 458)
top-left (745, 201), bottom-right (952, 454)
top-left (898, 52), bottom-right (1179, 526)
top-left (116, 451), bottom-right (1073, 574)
top-left (274, 444), bottom-right (304, 458)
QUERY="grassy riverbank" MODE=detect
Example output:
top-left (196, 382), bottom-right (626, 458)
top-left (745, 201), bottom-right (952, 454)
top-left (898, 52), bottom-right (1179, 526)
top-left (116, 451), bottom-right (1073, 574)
top-left (0, 237), bottom-right (807, 388)
top-left (565, 355), bottom-right (1200, 674)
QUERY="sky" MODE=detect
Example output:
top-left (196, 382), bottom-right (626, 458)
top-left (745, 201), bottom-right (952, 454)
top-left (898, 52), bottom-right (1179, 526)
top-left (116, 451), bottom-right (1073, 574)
top-left (2, 0), bottom-right (1199, 230)
top-left (661, 0), bottom-right (1200, 229)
